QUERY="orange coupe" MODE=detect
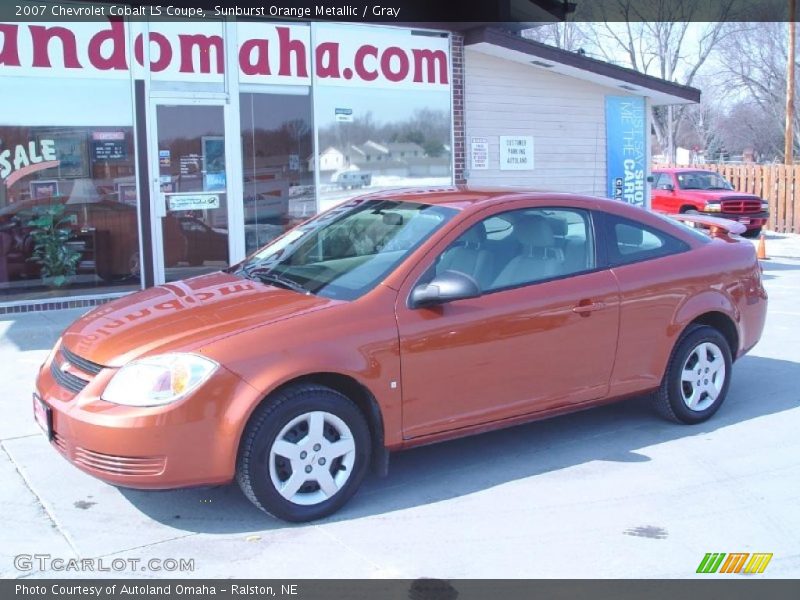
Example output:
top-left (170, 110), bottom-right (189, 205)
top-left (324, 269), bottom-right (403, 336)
top-left (34, 188), bottom-right (767, 521)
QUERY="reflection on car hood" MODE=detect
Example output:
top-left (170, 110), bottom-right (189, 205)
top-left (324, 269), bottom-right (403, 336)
top-left (61, 271), bottom-right (338, 367)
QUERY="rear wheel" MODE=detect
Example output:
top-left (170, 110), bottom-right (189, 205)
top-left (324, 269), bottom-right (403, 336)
top-left (236, 384), bottom-right (371, 522)
top-left (653, 325), bottom-right (732, 424)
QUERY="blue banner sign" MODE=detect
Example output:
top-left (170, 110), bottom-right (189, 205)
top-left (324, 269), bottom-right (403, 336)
top-left (605, 96), bottom-right (646, 206)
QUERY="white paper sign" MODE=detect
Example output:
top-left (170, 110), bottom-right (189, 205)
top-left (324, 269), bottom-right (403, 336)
top-left (499, 136), bottom-right (534, 170)
top-left (471, 137), bottom-right (489, 170)
top-left (167, 194), bottom-right (219, 211)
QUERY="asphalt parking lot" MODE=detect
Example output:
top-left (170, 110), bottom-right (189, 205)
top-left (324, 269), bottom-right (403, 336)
top-left (2, 233), bottom-right (799, 579)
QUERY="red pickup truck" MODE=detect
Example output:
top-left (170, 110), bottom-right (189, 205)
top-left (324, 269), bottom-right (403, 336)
top-left (651, 168), bottom-right (769, 237)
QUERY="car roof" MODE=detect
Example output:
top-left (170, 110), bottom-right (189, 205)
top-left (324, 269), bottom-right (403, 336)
top-left (351, 185), bottom-right (612, 212)
top-left (653, 168), bottom-right (718, 174)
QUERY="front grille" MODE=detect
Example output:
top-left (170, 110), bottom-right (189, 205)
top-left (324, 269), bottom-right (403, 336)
top-left (52, 432), bottom-right (68, 455)
top-left (61, 346), bottom-right (104, 376)
top-left (50, 346), bottom-right (106, 395)
top-left (50, 360), bottom-right (89, 394)
top-left (73, 447), bottom-right (166, 476)
top-left (721, 198), bottom-right (763, 214)
top-left (52, 431), bottom-right (166, 476)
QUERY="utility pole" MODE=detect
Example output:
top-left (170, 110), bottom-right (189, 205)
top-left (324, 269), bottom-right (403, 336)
top-left (785, 0), bottom-right (796, 164)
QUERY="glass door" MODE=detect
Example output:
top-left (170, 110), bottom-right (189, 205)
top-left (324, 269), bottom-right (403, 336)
top-left (149, 100), bottom-right (230, 283)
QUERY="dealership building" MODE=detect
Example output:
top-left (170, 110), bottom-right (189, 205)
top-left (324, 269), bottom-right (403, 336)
top-left (0, 18), bottom-right (698, 311)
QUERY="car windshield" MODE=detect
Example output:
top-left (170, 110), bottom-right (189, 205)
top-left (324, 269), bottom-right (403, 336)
top-left (675, 171), bottom-right (733, 191)
top-left (230, 199), bottom-right (457, 300)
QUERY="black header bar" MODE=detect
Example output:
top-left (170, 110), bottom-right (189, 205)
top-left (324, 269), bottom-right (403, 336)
top-left (0, 0), bottom-right (794, 23)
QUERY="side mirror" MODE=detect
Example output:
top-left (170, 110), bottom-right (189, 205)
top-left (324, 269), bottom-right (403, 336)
top-left (410, 270), bottom-right (481, 308)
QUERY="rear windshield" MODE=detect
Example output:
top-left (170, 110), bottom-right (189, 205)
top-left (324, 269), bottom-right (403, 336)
top-left (651, 212), bottom-right (712, 244)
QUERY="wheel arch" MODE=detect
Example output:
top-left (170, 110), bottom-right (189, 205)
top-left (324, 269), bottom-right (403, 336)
top-left (237, 371), bottom-right (389, 477)
top-left (664, 291), bottom-right (741, 385)
top-left (686, 311), bottom-right (739, 361)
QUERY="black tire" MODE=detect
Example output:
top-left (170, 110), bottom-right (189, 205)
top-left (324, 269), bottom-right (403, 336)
top-left (236, 384), bottom-right (371, 522)
top-left (653, 325), bottom-right (733, 424)
top-left (742, 227), bottom-right (762, 239)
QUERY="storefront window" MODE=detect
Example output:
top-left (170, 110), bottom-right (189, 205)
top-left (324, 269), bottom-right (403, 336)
top-left (312, 25), bottom-right (453, 213)
top-left (0, 78), bottom-right (139, 300)
top-left (240, 92), bottom-right (314, 254)
top-left (155, 104), bottom-right (230, 282)
top-left (1, 20), bottom-right (453, 305)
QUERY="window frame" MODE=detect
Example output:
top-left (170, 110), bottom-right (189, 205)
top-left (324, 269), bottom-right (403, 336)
top-left (408, 205), bottom-right (604, 305)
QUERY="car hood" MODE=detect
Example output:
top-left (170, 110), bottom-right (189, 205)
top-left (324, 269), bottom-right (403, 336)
top-left (61, 271), bottom-right (339, 367)
top-left (681, 190), bottom-right (760, 201)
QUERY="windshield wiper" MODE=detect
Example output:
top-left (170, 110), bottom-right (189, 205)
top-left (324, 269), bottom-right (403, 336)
top-left (244, 266), bottom-right (310, 295)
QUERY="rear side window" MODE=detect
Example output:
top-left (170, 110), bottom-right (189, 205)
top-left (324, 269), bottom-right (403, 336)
top-left (603, 213), bottom-right (689, 266)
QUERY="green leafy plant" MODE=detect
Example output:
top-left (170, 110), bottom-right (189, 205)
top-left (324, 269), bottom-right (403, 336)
top-left (26, 204), bottom-right (81, 288)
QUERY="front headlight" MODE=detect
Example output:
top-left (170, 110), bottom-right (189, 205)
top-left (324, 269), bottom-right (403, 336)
top-left (705, 202), bottom-right (722, 212)
top-left (102, 353), bottom-right (218, 407)
top-left (761, 200), bottom-right (769, 211)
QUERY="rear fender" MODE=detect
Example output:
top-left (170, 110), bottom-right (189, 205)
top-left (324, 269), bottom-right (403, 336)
top-left (672, 290), bottom-right (740, 354)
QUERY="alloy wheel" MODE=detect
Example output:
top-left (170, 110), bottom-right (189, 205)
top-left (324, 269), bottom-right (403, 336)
top-left (268, 411), bottom-right (356, 506)
top-left (680, 341), bottom-right (726, 411)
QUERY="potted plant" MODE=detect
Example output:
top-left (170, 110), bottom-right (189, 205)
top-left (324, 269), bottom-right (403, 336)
top-left (27, 204), bottom-right (81, 288)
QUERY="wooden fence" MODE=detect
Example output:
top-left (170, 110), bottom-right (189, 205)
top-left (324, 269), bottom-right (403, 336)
top-left (658, 164), bottom-right (800, 234)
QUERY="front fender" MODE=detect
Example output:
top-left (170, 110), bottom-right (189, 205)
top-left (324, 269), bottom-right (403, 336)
top-left (199, 286), bottom-right (403, 471)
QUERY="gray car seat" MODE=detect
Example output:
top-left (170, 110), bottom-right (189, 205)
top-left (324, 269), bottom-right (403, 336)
top-left (492, 215), bottom-right (564, 288)
top-left (437, 222), bottom-right (494, 290)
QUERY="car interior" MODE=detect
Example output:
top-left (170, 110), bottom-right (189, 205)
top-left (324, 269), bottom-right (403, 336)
top-left (435, 209), bottom-right (593, 292)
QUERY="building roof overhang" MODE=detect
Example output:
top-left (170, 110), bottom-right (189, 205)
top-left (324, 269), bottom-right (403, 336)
top-left (464, 26), bottom-right (700, 106)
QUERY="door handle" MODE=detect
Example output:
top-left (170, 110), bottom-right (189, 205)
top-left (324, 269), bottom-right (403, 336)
top-left (572, 301), bottom-right (606, 315)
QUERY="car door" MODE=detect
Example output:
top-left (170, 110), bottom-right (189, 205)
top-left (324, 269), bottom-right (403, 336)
top-left (651, 172), bottom-right (671, 213)
top-left (395, 203), bottom-right (621, 440)
top-left (599, 210), bottom-right (698, 396)
top-left (652, 172), bottom-right (681, 213)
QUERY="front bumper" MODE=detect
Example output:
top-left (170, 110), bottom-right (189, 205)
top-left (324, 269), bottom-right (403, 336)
top-left (702, 210), bottom-right (769, 229)
top-left (34, 345), bottom-right (262, 489)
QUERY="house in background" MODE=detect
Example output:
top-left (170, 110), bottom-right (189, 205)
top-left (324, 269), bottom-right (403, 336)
top-left (310, 140), bottom-right (449, 182)
top-left (307, 147), bottom-right (348, 172)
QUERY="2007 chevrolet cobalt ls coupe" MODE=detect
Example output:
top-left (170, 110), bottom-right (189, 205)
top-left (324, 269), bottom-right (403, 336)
top-left (34, 188), bottom-right (767, 521)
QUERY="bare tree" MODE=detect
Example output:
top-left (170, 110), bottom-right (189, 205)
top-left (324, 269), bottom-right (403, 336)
top-left (582, 0), bottom-right (740, 162)
top-left (677, 80), bottom-right (725, 161)
top-left (521, 22), bottom-right (587, 51)
top-left (523, 2), bottom-right (740, 162)
top-left (716, 22), bottom-right (800, 161)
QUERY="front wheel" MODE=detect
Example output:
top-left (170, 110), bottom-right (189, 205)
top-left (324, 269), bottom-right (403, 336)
top-left (236, 384), bottom-right (371, 522)
top-left (653, 325), bottom-right (732, 424)
top-left (742, 227), bottom-right (762, 239)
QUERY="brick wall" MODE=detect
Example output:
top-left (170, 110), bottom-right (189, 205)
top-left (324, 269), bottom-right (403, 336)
top-left (451, 33), bottom-right (466, 184)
